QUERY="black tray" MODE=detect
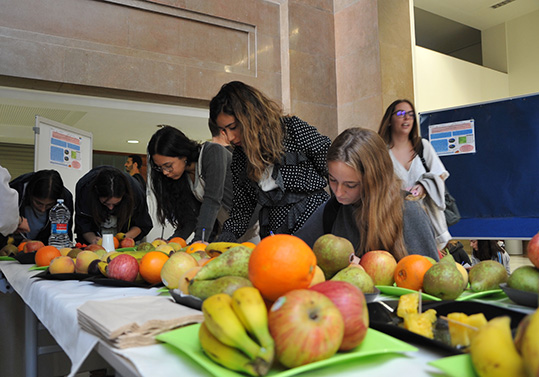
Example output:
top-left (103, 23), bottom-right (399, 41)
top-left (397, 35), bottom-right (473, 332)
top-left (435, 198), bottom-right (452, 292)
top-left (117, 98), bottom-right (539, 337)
top-left (32, 270), bottom-right (92, 281)
top-left (368, 300), bottom-right (527, 356)
top-left (87, 275), bottom-right (163, 289)
top-left (500, 283), bottom-right (538, 308)
top-left (169, 289), bottom-right (203, 310)
top-left (13, 251), bottom-right (36, 264)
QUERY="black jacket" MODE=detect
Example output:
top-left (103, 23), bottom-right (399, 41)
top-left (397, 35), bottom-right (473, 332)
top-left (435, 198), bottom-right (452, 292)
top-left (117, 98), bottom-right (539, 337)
top-left (74, 166), bottom-right (152, 243)
top-left (0, 172), bottom-right (74, 248)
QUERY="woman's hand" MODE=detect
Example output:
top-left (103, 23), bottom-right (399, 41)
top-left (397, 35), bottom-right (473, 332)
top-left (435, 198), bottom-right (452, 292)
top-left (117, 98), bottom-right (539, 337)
top-left (410, 183), bottom-right (426, 198)
top-left (17, 217), bottom-right (30, 233)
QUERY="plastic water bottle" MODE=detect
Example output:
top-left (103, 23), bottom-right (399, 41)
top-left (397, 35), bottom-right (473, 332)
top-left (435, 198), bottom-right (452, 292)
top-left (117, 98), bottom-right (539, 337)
top-left (48, 199), bottom-right (71, 249)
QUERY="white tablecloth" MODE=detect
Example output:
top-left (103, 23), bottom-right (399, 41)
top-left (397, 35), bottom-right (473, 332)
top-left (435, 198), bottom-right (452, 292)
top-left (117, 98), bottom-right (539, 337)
top-left (1, 260), bottom-right (455, 377)
top-left (0, 261), bottom-right (161, 377)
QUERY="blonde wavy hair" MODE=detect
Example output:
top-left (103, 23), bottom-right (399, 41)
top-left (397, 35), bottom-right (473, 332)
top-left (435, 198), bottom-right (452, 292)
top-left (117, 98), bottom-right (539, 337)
top-left (209, 81), bottom-right (285, 181)
top-left (328, 128), bottom-right (408, 260)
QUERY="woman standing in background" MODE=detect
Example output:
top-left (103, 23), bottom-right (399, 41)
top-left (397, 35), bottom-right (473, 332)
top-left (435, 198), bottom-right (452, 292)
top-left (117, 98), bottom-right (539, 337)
top-left (209, 81), bottom-right (331, 242)
top-left (378, 99), bottom-right (451, 250)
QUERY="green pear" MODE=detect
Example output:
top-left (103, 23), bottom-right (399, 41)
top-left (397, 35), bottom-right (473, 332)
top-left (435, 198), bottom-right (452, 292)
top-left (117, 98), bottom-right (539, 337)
top-left (188, 276), bottom-right (253, 300)
top-left (136, 242), bottom-right (155, 251)
top-left (423, 253), bottom-right (465, 300)
top-left (330, 265), bottom-right (375, 293)
top-left (507, 266), bottom-right (539, 293)
top-left (312, 234), bottom-right (354, 279)
top-left (469, 260), bottom-right (508, 292)
top-left (193, 245), bottom-right (252, 281)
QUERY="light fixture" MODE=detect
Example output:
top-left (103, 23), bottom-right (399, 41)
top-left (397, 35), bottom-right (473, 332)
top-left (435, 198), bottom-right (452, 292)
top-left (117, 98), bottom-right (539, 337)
top-left (127, 140), bottom-right (139, 144)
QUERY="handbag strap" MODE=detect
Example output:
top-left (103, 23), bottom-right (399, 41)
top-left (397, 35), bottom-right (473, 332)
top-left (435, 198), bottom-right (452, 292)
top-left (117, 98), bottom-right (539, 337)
top-left (418, 140), bottom-right (430, 172)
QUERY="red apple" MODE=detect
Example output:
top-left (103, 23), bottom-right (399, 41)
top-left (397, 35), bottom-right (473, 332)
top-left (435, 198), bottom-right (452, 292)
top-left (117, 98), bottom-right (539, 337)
top-left (23, 240), bottom-right (45, 253)
top-left (310, 280), bottom-right (369, 351)
top-left (120, 237), bottom-right (136, 248)
top-left (359, 250), bottom-right (397, 286)
top-left (268, 289), bottom-right (344, 368)
top-left (527, 232), bottom-right (539, 269)
top-left (107, 254), bottom-right (139, 282)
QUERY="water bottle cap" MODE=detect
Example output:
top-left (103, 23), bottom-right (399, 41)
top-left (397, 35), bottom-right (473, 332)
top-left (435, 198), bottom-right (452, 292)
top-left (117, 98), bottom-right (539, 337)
top-left (57, 199), bottom-right (64, 204)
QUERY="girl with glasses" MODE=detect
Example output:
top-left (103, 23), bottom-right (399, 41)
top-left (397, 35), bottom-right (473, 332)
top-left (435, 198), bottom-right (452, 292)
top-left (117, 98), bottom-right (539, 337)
top-left (378, 99), bottom-right (451, 250)
top-left (147, 125), bottom-right (233, 243)
top-left (1, 169), bottom-right (73, 248)
top-left (209, 81), bottom-right (331, 242)
top-left (75, 166), bottom-right (152, 245)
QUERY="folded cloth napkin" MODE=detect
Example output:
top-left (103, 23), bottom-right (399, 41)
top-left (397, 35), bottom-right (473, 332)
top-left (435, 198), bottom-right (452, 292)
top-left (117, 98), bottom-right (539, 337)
top-left (77, 295), bottom-right (203, 349)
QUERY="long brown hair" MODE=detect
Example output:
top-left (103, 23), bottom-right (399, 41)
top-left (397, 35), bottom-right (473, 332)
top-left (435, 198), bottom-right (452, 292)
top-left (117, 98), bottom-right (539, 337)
top-left (378, 99), bottom-right (423, 159)
top-left (209, 81), bottom-right (285, 181)
top-left (328, 128), bottom-right (408, 260)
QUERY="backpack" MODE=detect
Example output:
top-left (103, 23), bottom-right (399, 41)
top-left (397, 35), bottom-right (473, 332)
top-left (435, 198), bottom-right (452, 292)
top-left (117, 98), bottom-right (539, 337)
top-left (418, 141), bottom-right (461, 227)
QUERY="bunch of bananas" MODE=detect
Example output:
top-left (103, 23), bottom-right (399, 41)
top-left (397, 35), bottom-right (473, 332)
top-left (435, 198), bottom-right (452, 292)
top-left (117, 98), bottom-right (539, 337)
top-left (199, 287), bottom-right (274, 376)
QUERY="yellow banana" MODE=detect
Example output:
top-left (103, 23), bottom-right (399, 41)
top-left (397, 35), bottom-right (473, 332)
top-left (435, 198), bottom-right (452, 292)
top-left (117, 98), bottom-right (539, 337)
top-left (199, 322), bottom-right (269, 376)
top-left (205, 242), bottom-right (243, 257)
top-left (470, 316), bottom-right (525, 377)
top-left (97, 261), bottom-right (108, 277)
top-left (202, 293), bottom-right (263, 361)
top-left (231, 287), bottom-right (274, 365)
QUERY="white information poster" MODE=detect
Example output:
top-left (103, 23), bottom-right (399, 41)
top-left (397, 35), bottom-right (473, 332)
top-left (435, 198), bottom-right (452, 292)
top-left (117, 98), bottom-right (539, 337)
top-left (49, 126), bottom-right (83, 170)
top-left (428, 119), bottom-right (476, 156)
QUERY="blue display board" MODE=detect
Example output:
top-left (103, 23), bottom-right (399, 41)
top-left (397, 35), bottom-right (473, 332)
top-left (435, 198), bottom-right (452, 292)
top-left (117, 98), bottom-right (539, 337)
top-left (419, 93), bottom-right (539, 239)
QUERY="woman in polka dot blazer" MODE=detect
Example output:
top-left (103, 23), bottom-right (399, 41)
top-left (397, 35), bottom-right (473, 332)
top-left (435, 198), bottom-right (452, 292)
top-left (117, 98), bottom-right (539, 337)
top-left (210, 81), bottom-right (331, 242)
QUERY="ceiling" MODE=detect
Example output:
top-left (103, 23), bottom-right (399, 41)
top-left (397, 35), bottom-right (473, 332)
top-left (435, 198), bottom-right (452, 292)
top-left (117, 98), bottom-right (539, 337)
top-left (1, 0), bottom-right (538, 155)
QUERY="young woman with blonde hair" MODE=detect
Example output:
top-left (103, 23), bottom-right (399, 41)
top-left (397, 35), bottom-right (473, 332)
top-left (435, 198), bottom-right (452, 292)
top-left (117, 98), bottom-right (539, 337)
top-left (295, 128), bottom-right (438, 261)
top-left (209, 81), bottom-right (331, 241)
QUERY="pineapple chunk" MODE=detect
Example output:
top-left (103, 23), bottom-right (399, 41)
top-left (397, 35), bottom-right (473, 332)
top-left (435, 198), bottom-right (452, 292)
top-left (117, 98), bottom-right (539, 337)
top-left (447, 312), bottom-right (487, 347)
top-left (403, 309), bottom-right (437, 339)
top-left (397, 293), bottom-right (419, 318)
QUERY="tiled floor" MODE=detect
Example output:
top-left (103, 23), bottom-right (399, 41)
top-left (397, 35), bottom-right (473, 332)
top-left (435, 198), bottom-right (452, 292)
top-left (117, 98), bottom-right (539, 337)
top-left (509, 254), bottom-right (534, 272)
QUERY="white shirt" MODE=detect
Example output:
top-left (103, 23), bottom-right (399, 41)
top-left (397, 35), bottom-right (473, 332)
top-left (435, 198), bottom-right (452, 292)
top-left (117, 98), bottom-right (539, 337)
top-left (0, 165), bottom-right (20, 236)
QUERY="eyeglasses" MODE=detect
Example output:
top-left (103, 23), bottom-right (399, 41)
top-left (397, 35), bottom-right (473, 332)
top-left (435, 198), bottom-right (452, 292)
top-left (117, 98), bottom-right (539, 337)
top-left (152, 161), bottom-right (175, 173)
top-left (392, 110), bottom-right (415, 118)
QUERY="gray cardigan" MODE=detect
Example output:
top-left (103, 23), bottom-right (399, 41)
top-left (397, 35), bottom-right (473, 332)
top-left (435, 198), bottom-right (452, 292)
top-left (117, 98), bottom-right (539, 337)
top-left (294, 198), bottom-right (439, 260)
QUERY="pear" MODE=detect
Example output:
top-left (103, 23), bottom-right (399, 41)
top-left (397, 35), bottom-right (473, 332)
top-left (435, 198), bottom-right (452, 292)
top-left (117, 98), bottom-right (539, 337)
top-left (423, 253), bottom-right (465, 300)
top-left (188, 276), bottom-right (253, 300)
top-left (312, 234), bottom-right (354, 279)
top-left (469, 260), bottom-right (508, 292)
top-left (193, 245), bottom-right (252, 281)
top-left (507, 265), bottom-right (539, 293)
top-left (0, 244), bottom-right (18, 256)
top-left (330, 265), bottom-right (375, 293)
top-left (136, 242), bottom-right (155, 251)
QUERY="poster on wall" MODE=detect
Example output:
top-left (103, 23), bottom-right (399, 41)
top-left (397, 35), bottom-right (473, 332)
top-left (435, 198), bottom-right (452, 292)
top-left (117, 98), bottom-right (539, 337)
top-left (49, 127), bottom-right (83, 170)
top-left (428, 119), bottom-right (476, 156)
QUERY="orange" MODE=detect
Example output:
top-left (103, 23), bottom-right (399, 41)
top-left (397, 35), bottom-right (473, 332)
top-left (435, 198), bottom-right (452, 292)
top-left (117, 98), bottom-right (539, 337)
top-left (185, 243), bottom-right (207, 254)
top-left (169, 237), bottom-right (187, 248)
top-left (113, 237), bottom-right (120, 249)
top-left (139, 251), bottom-right (169, 285)
top-left (241, 241), bottom-right (257, 249)
top-left (35, 246), bottom-right (61, 267)
top-left (394, 254), bottom-right (434, 291)
top-left (248, 234), bottom-right (317, 302)
top-left (18, 241), bottom-right (27, 253)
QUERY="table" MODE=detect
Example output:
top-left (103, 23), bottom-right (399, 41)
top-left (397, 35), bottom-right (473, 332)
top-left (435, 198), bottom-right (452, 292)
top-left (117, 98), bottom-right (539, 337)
top-left (1, 260), bottom-right (525, 377)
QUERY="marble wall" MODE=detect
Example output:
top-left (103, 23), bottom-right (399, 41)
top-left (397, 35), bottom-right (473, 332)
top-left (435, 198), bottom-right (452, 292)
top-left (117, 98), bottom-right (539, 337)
top-left (0, 0), bottom-right (413, 139)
